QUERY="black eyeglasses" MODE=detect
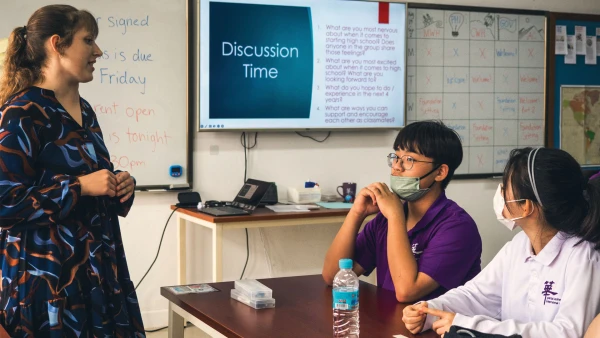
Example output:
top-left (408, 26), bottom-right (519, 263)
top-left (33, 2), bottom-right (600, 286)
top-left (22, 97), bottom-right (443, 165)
top-left (387, 153), bottom-right (434, 170)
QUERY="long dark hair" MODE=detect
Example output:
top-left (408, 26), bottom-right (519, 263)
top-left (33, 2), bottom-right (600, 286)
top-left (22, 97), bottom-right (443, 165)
top-left (503, 147), bottom-right (600, 249)
top-left (0, 5), bottom-right (98, 103)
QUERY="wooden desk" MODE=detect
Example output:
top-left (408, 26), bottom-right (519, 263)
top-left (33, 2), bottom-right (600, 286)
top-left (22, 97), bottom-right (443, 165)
top-left (0, 326), bottom-right (8, 338)
top-left (172, 206), bottom-right (373, 283)
top-left (161, 275), bottom-right (438, 338)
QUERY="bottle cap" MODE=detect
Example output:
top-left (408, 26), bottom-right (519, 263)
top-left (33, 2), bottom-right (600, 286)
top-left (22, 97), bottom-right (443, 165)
top-left (339, 258), bottom-right (353, 269)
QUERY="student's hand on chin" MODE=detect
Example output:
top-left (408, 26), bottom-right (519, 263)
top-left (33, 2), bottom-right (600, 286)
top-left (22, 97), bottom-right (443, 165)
top-left (420, 307), bottom-right (456, 337)
top-left (366, 182), bottom-right (403, 220)
top-left (352, 187), bottom-right (380, 218)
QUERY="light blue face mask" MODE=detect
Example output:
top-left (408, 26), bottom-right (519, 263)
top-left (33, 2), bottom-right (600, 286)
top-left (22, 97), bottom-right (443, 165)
top-left (390, 166), bottom-right (440, 202)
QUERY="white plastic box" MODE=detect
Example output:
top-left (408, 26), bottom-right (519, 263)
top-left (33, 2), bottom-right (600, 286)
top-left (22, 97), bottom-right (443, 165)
top-left (287, 186), bottom-right (321, 204)
top-left (234, 279), bottom-right (273, 299)
top-left (230, 289), bottom-right (275, 309)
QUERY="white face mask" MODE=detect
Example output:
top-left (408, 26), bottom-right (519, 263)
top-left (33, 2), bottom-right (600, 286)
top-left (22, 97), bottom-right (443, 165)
top-left (493, 184), bottom-right (529, 231)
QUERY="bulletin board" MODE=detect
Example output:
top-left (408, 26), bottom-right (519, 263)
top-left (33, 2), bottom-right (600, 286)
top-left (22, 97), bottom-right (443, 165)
top-left (547, 13), bottom-right (600, 170)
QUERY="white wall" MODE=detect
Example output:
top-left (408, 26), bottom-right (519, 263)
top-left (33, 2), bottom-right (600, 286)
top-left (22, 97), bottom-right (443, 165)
top-left (120, 0), bottom-right (600, 329)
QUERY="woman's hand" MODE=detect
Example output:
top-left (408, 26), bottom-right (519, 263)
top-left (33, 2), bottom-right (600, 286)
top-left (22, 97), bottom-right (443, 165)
top-left (79, 169), bottom-right (117, 197)
top-left (115, 171), bottom-right (135, 203)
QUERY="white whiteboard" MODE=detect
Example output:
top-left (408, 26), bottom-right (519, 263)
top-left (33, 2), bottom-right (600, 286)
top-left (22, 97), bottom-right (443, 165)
top-left (0, 0), bottom-right (190, 188)
top-left (406, 7), bottom-right (546, 175)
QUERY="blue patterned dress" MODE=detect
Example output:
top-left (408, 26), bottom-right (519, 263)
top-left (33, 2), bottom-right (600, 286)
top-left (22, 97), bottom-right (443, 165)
top-left (0, 87), bottom-right (145, 337)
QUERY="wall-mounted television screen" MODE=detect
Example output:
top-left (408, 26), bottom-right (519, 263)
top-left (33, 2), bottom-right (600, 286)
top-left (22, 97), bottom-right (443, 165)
top-left (199, 0), bottom-right (407, 130)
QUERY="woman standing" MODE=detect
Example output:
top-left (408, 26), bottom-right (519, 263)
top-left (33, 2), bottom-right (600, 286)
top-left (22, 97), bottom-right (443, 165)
top-left (0, 5), bottom-right (145, 337)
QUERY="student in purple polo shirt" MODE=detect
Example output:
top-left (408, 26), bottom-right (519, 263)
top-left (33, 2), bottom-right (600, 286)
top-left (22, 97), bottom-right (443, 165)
top-left (322, 121), bottom-right (482, 303)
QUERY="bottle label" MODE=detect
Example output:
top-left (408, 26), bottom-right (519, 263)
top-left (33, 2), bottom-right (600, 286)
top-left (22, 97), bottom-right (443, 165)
top-left (333, 290), bottom-right (358, 310)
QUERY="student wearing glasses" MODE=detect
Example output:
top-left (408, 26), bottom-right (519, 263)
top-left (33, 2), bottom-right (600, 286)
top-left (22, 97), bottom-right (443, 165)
top-left (322, 120), bottom-right (482, 302)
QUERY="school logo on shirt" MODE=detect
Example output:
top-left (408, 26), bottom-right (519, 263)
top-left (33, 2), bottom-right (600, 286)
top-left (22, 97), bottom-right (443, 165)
top-left (542, 281), bottom-right (561, 305)
top-left (411, 243), bottom-right (423, 259)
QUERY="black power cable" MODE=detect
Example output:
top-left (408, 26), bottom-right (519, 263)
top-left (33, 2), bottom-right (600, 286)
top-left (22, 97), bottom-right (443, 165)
top-left (135, 207), bottom-right (182, 333)
top-left (239, 132), bottom-right (257, 280)
top-left (135, 207), bottom-right (179, 291)
top-left (295, 131), bottom-right (331, 142)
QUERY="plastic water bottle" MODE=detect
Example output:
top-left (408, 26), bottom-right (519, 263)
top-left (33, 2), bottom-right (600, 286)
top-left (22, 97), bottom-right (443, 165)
top-left (333, 258), bottom-right (360, 337)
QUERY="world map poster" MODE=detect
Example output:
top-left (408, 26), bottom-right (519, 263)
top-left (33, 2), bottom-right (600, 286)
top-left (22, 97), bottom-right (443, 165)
top-left (561, 85), bottom-right (600, 166)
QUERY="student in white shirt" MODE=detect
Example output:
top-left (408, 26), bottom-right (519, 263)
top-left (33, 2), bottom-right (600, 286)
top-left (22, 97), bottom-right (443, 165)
top-left (402, 147), bottom-right (600, 338)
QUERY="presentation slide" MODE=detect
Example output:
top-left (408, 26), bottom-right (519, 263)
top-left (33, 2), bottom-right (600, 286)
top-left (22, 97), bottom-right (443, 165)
top-left (199, 0), bottom-right (406, 130)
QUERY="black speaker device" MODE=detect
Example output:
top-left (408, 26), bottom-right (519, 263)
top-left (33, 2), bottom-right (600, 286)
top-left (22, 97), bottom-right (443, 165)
top-left (176, 192), bottom-right (201, 207)
top-left (259, 183), bottom-right (278, 206)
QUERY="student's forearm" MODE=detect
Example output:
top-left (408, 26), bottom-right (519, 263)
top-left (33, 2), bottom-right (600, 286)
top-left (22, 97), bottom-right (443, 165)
top-left (322, 211), bottom-right (365, 284)
top-left (387, 217), bottom-right (420, 302)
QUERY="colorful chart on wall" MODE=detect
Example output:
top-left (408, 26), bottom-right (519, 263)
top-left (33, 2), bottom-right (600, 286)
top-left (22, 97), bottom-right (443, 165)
top-left (407, 5), bottom-right (547, 176)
